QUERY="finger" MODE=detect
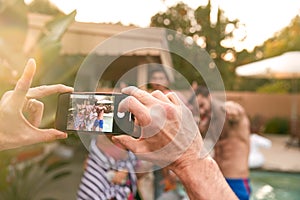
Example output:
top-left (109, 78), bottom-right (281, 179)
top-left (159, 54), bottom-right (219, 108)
top-left (166, 92), bottom-right (181, 105)
top-left (226, 107), bottom-right (240, 120)
top-left (25, 99), bottom-right (44, 127)
top-left (226, 108), bottom-right (238, 117)
top-left (12, 59), bottom-right (36, 106)
top-left (119, 96), bottom-right (151, 126)
top-left (225, 102), bottom-right (243, 114)
top-left (26, 84), bottom-right (73, 99)
top-left (112, 135), bottom-right (138, 153)
top-left (151, 90), bottom-right (170, 103)
top-left (38, 128), bottom-right (68, 141)
top-left (121, 86), bottom-right (155, 105)
top-left (225, 102), bottom-right (237, 115)
top-left (236, 104), bottom-right (244, 115)
top-left (21, 128), bottom-right (68, 147)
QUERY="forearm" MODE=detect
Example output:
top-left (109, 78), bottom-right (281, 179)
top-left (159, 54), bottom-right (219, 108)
top-left (171, 156), bottom-right (238, 200)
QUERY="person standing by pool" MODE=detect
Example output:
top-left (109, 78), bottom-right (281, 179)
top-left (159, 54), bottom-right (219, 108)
top-left (194, 85), bottom-right (251, 200)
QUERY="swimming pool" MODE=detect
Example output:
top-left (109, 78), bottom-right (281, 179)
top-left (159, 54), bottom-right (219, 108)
top-left (250, 170), bottom-right (300, 200)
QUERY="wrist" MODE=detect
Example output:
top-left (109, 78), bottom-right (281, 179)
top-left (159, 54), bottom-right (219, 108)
top-left (170, 156), bottom-right (238, 200)
top-left (170, 155), bottom-right (216, 184)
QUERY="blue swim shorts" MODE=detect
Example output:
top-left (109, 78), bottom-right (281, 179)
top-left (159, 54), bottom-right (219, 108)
top-left (99, 120), bottom-right (104, 129)
top-left (226, 178), bottom-right (251, 200)
top-left (93, 119), bottom-right (104, 129)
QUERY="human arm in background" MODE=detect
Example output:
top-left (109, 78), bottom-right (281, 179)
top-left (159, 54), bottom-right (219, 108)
top-left (214, 101), bottom-right (251, 179)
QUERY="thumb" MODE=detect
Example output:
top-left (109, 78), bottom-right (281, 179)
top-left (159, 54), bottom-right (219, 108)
top-left (38, 129), bottom-right (68, 142)
top-left (112, 135), bottom-right (138, 152)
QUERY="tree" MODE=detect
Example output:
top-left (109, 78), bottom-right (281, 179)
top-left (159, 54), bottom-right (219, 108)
top-left (234, 14), bottom-right (300, 92)
top-left (150, 1), bottom-right (245, 89)
top-left (263, 15), bottom-right (300, 58)
top-left (151, 3), bottom-right (194, 35)
top-left (193, 1), bottom-right (244, 89)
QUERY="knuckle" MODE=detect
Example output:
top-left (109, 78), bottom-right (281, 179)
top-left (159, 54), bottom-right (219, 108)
top-left (126, 96), bottom-right (136, 105)
top-left (164, 104), bottom-right (177, 119)
top-left (136, 89), bottom-right (148, 99)
top-left (36, 85), bottom-right (47, 92)
top-left (2, 91), bottom-right (13, 99)
top-left (56, 84), bottom-right (65, 90)
top-left (35, 100), bottom-right (44, 108)
top-left (151, 90), bottom-right (163, 96)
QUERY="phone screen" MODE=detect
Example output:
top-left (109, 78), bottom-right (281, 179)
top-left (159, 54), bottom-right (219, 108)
top-left (56, 92), bottom-right (134, 135)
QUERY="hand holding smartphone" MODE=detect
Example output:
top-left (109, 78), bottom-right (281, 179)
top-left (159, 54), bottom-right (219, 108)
top-left (55, 92), bottom-right (135, 136)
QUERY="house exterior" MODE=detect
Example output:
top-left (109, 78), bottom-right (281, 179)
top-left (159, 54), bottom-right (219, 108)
top-left (25, 13), bottom-right (174, 89)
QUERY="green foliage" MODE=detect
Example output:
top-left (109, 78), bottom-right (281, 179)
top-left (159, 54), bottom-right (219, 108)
top-left (151, 2), bottom-right (299, 91)
top-left (0, 0), bottom-right (76, 93)
top-left (0, 0), bottom-right (77, 127)
top-left (0, 0), bottom-right (28, 91)
top-left (256, 80), bottom-right (291, 93)
top-left (31, 10), bottom-right (77, 85)
top-left (263, 15), bottom-right (300, 58)
top-left (28, 0), bottom-right (64, 15)
top-left (235, 15), bottom-right (300, 92)
top-left (234, 77), bottom-right (270, 92)
top-left (0, 153), bottom-right (71, 200)
top-left (0, 6), bottom-right (79, 195)
top-left (263, 117), bottom-right (290, 135)
top-left (151, 3), bottom-right (193, 35)
top-left (150, 1), bottom-right (244, 90)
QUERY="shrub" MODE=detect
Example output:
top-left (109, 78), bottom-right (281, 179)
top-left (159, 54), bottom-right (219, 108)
top-left (263, 117), bottom-right (290, 134)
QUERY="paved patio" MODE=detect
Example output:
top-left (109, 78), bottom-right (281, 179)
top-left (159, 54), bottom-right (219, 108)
top-left (259, 134), bottom-right (300, 172)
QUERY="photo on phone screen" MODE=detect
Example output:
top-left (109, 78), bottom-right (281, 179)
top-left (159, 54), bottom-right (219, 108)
top-left (55, 92), bottom-right (134, 135)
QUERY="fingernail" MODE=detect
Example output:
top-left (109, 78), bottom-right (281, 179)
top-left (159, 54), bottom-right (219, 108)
top-left (28, 58), bottom-right (35, 64)
top-left (65, 86), bottom-right (74, 91)
top-left (121, 86), bottom-right (136, 94)
top-left (57, 132), bottom-right (68, 139)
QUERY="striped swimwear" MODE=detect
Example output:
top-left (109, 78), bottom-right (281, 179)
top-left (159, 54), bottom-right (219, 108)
top-left (77, 139), bottom-right (137, 200)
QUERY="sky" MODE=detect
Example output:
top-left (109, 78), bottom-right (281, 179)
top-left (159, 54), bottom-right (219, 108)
top-left (26, 0), bottom-right (300, 51)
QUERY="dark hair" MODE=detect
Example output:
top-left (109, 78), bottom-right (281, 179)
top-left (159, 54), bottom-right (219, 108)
top-left (149, 67), bottom-right (170, 82)
top-left (195, 85), bottom-right (210, 97)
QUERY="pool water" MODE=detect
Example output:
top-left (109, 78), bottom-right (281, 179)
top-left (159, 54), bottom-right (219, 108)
top-left (250, 170), bottom-right (300, 200)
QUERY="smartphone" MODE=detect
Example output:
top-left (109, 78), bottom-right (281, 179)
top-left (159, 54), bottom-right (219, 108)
top-left (55, 92), bottom-right (135, 136)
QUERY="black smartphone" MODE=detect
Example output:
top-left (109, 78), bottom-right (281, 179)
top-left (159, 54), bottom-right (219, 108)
top-left (55, 92), bottom-right (135, 136)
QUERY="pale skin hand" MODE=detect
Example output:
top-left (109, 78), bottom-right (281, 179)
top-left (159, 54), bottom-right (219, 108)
top-left (112, 86), bottom-right (238, 200)
top-left (0, 59), bottom-right (73, 151)
top-left (114, 86), bottom-right (201, 167)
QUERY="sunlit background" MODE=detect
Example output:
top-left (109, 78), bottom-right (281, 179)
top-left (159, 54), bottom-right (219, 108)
top-left (25, 0), bottom-right (300, 51)
top-left (0, 1), bottom-right (300, 199)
